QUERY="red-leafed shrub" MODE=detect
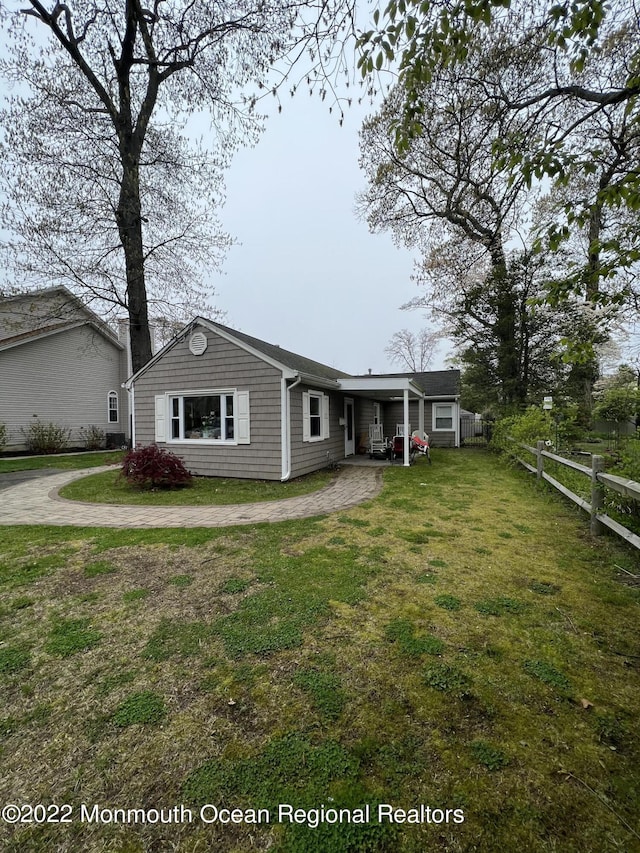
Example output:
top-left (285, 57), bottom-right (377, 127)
top-left (120, 444), bottom-right (192, 489)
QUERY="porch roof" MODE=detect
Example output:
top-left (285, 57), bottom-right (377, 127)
top-left (337, 376), bottom-right (425, 401)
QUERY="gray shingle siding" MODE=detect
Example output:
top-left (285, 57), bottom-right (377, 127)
top-left (133, 326), bottom-right (283, 480)
top-left (385, 401), bottom-right (456, 447)
top-left (289, 387), bottom-right (346, 478)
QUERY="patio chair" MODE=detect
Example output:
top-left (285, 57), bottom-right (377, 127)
top-left (411, 430), bottom-right (431, 463)
top-left (391, 434), bottom-right (416, 465)
top-left (368, 423), bottom-right (388, 459)
top-left (395, 423), bottom-right (412, 436)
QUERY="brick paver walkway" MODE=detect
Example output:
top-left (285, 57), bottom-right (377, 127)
top-left (0, 464), bottom-right (383, 528)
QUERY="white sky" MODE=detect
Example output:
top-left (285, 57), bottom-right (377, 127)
top-left (206, 94), bottom-right (453, 374)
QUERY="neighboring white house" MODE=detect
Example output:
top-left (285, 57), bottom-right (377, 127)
top-left (0, 287), bottom-right (131, 452)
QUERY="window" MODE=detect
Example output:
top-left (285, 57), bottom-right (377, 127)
top-left (303, 390), bottom-right (329, 442)
top-left (156, 390), bottom-right (250, 445)
top-left (169, 393), bottom-right (234, 440)
top-left (107, 391), bottom-right (119, 423)
top-left (309, 393), bottom-right (322, 437)
top-left (433, 403), bottom-right (453, 430)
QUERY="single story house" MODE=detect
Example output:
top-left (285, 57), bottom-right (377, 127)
top-left (0, 287), bottom-right (131, 452)
top-left (126, 317), bottom-right (460, 480)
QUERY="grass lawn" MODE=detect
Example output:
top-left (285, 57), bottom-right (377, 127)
top-left (1, 449), bottom-right (638, 852)
top-left (0, 450), bottom-right (123, 474)
top-left (59, 468), bottom-right (335, 505)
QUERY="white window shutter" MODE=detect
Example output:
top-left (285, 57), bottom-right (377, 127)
top-left (237, 391), bottom-right (250, 444)
top-left (302, 391), bottom-right (310, 442)
top-left (322, 394), bottom-right (330, 439)
top-left (154, 395), bottom-right (166, 442)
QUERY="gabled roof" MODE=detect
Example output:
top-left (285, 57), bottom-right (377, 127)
top-left (127, 314), bottom-right (459, 398)
top-left (0, 286), bottom-right (123, 351)
top-left (127, 316), bottom-right (350, 386)
top-left (206, 320), bottom-right (350, 382)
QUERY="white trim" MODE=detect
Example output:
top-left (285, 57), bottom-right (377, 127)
top-left (344, 397), bottom-right (355, 457)
top-left (303, 389), bottom-right (329, 442)
top-left (154, 394), bottom-right (166, 442)
top-left (236, 390), bottom-right (250, 444)
top-left (107, 390), bottom-right (119, 424)
top-left (163, 388), bottom-right (244, 445)
top-left (339, 376), bottom-right (424, 397)
top-left (130, 384), bottom-right (135, 446)
top-left (432, 401), bottom-right (457, 433)
top-left (403, 389), bottom-right (410, 467)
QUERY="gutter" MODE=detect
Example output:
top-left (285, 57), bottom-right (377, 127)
top-left (281, 375), bottom-right (302, 481)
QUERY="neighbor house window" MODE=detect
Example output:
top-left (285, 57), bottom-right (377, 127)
top-left (303, 390), bottom-right (330, 442)
top-left (107, 391), bottom-right (119, 423)
top-left (433, 403), bottom-right (453, 430)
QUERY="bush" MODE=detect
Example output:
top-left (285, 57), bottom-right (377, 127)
top-left (21, 419), bottom-right (71, 454)
top-left (79, 425), bottom-right (105, 450)
top-left (490, 407), bottom-right (554, 453)
top-left (120, 444), bottom-right (192, 489)
top-left (0, 422), bottom-right (7, 453)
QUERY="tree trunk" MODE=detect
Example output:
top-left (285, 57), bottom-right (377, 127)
top-left (116, 144), bottom-right (152, 374)
top-left (488, 240), bottom-right (523, 408)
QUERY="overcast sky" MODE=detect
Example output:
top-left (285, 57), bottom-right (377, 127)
top-left (207, 93), bottom-right (453, 375)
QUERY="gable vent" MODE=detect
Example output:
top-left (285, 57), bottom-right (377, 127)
top-left (189, 332), bottom-right (208, 356)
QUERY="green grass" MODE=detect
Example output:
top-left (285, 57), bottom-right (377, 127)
top-left (0, 449), bottom-right (639, 853)
top-left (0, 450), bottom-right (123, 473)
top-left (58, 468), bottom-right (335, 505)
top-left (45, 617), bottom-right (101, 657)
top-left (111, 691), bottom-right (167, 727)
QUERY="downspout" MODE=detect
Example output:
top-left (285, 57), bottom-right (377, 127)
top-left (403, 388), bottom-right (410, 467)
top-left (281, 375), bottom-right (301, 481)
top-left (130, 384), bottom-right (136, 447)
top-left (122, 381), bottom-right (135, 448)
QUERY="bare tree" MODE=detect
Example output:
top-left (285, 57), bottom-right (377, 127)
top-left (384, 327), bottom-right (441, 372)
top-left (0, 0), bottom-right (356, 371)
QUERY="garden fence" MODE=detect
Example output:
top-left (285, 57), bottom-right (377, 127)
top-left (509, 439), bottom-right (640, 552)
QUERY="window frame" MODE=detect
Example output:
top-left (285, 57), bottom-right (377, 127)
top-left (166, 389), bottom-right (238, 445)
top-left (303, 390), bottom-right (330, 443)
top-left (107, 390), bottom-right (119, 424)
top-left (432, 402), bottom-right (454, 431)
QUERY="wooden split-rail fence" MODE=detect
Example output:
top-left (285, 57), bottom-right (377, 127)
top-left (510, 439), bottom-right (640, 552)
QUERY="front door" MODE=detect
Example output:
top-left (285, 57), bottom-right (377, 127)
top-left (344, 398), bottom-right (355, 456)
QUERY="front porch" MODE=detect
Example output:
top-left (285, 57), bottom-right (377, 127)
top-left (338, 375), bottom-right (427, 467)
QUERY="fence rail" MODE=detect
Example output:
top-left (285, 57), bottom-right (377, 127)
top-left (509, 438), bottom-right (640, 552)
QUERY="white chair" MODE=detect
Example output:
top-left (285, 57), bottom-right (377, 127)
top-left (368, 423), bottom-right (388, 458)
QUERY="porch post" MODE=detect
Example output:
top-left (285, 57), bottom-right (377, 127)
top-left (418, 395), bottom-right (425, 436)
top-left (403, 389), bottom-right (410, 467)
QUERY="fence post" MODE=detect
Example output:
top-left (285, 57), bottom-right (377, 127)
top-left (536, 441), bottom-right (545, 481)
top-left (591, 455), bottom-right (605, 535)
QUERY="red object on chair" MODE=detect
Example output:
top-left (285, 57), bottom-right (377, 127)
top-left (392, 435), bottom-right (408, 461)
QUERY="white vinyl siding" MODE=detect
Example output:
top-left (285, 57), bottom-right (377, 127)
top-left (302, 390), bottom-right (330, 442)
